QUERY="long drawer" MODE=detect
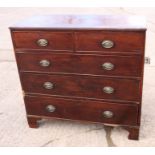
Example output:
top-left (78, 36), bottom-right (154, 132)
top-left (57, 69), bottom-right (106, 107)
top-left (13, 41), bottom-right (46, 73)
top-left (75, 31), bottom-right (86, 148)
top-left (16, 53), bottom-right (142, 77)
top-left (21, 73), bottom-right (140, 102)
top-left (25, 95), bottom-right (138, 126)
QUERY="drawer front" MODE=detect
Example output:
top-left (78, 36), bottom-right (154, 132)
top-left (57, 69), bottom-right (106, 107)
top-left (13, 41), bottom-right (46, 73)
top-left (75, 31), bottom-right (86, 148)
top-left (25, 95), bottom-right (138, 126)
top-left (16, 53), bottom-right (142, 77)
top-left (12, 31), bottom-right (74, 50)
top-left (21, 73), bottom-right (140, 102)
top-left (75, 31), bottom-right (145, 52)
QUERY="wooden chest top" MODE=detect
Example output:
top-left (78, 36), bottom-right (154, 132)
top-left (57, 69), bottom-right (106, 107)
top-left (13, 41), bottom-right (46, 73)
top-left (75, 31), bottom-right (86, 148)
top-left (10, 15), bottom-right (146, 30)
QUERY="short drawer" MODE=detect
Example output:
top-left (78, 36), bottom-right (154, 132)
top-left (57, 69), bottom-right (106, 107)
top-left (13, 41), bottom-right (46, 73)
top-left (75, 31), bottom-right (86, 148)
top-left (21, 73), bottom-right (140, 102)
top-left (25, 95), bottom-right (138, 126)
top-left (12, 31), bottom-right (74, 51)
top-left (75, 31), bottom-right (145, 52)
top-left (16, 53), bottom-right (142, 77)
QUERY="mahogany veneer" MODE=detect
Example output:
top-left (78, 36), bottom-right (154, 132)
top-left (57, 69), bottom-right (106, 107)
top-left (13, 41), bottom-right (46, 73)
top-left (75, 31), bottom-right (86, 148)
top-left (20, 73), bottom-right (140, 102)
top-left (16, 53), bottom-right (142, 77)
top-left (10, 15), bottom-right (146, 140)
top-left (25, 95), bottom-right (138, 126)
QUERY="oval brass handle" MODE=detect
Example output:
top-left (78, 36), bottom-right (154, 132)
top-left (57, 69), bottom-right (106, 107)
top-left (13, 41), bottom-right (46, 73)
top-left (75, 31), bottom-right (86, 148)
top-left (103, 86), bottom-right (114, 94)
top-left (37, 39), bottom-right (48, 47)
top-left (102, 111), bottom-right (114, 118)
top-left (102, 62), bottom-right (114, 70)
top-left (101, 40), bottom-right (114, 48)
top-left (39, 60), bottom-right (50, 67)
top-left (43, 82), bottom-right (54, 90)
top-left (46, 105), bottom-right (56, 113)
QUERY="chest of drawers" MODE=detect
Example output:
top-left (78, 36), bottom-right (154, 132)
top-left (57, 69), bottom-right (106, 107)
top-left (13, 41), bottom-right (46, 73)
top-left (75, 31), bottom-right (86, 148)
top-left (10, 15), bottom-right (146, 140)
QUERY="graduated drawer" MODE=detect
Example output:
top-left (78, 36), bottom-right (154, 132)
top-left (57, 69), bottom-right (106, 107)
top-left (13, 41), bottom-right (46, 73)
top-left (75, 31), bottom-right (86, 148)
top-left (16, 53), bottom-right (142, 77)
top-left (12, 31), bottom-right (74, 50)
top-left (75, 31), bottom-right (145, 52)
top-left (25, 95), bottom-right (138, 126)
top-left (21, 73), bottom-right (140, 102)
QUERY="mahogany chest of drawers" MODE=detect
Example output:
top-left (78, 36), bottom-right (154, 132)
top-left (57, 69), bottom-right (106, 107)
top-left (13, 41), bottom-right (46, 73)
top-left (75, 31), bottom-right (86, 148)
top-left (10, 15), bottom-right (146, 140)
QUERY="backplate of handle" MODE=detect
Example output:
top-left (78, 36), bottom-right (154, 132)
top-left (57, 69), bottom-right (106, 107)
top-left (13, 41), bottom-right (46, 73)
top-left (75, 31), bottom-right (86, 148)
top-left (101, 40), bottom-right (114, 48)
top-left (39, 59), bottom-right (51, 67)
top-left (37, 39), bottom-right (48, 47)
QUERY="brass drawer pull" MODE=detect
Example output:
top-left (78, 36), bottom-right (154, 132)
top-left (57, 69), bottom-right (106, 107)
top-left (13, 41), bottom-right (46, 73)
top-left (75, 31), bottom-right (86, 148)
top-left (102, 62), bottom-right (114, 70)
top-left (102, 111), bottom-right (114, 118)
top-left (103, 86), bottom-right (114, 94)
top-left (37, 39), bottom-right (48, 47)
top-left (46, 105), bottom-right (56, 113)
top-left (43, 82), bottom-right (54, 90)
top-left (101, 40), bottom-right (114, 48)
top-left (39, 60), bottom-right (50, 67)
